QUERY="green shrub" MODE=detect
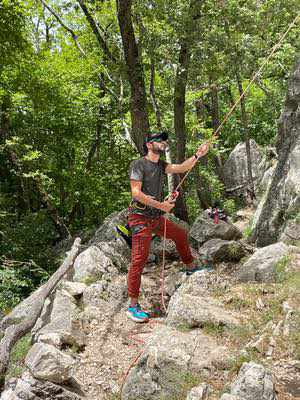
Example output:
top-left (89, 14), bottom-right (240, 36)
top-left (6, 334), bottom-right (32, 381)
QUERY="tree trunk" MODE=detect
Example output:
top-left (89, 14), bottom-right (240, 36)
top-left (0, 238), bottom-right (81, 376)
top-left (67, 79), bottom-right (105, 226)
top-left (173, 37), bottom-right (190, 222)
top-left (149, 58), bottom-right (162, 130)
top-left (116, 0), bottom-right (150, 155)
top-left (210, 80), bottom-right (224, 182)
top-left (149, 58), bottom-right (174, 193)
top-left (1, 95), bottom-right (30, 212)
top-left (236, 71), bottom-right (255, 201)
top-left (77, 0), bottom-right (115, 62)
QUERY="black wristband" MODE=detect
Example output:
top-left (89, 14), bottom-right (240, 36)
top-left (194, 153), bottom-right (199, 160)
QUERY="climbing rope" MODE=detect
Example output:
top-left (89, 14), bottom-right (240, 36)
top-left (120, 12), bottom-right (299, 400)
top-left (173, 13), bottom-right (300, 194)
top-left (161, 13), bottom-right (300, 293)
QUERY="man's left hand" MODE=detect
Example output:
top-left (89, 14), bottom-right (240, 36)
top-left (195, 142), bottom-right (210, 158)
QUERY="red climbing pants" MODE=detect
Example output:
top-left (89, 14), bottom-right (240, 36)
top-left (127, 213), bottom-right (194, 298)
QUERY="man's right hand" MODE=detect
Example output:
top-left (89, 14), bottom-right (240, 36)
top-left (160, 200), bottom-right (175, 213)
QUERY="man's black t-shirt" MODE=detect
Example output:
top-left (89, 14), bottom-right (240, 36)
top-left (128, 157), bottom-right (168, 217)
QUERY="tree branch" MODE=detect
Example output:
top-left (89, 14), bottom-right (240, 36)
top-left (0, 238), bottom-right (81, 376)
top-left (39, 0), bottom-right (86, 56)
top-left (77, 0), bottom-right (116, 62)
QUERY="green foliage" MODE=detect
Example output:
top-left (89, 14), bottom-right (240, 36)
top-left (222, 199), bottom-right (237, 216)
top-left (202, 322), bottom-right (226, 337)
top-left (5, 334), bottom-right (32, 381)
top-left (243, 225), bottom-right (253, 239)
top-left (0, 257), bottom-right (49, 313)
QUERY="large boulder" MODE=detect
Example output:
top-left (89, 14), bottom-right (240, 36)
top-left (280, 217), bottom-right (300, 246)
top-left (199, 239), bottom-right (247, 263)
top-left (98, 239), bottom-right (131, 272)
top-left (33, 288), bottom-right (85, 348)
top-left (252, 60), bottom-right (300, 247)
top-left (82, 275), bottom-right (127, 309)
top-left (236, 242), bottom-right (290, 283)
top-left (166, 291), bottom-right (239, 329)
top-left (122, 325), bottom-right (230, 400)
top-left (221, 362), bottom-right (277, 400)
top-left (88, 209), bottom-right (128, 245)
top-left (1, 371), bottom-right (84, 400)
top-left (223, 139), bottom-right (265, 193)
top-left (25, 343), bottom-right (75, 383)
top-left (165, 272), bottom-right (238, 329)
top-left (189, 214), bottom-right (242, 247)
top-left (73, 245), bottom-right (118, 283)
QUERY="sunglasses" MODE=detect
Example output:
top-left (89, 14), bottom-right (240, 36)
top-left (149, 137), bottom-right (168, 143)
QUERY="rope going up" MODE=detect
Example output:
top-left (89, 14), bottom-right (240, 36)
top-left (174, 12), bottom-right (300, 193)
top-left (160, 12), bottom-right (300, 313)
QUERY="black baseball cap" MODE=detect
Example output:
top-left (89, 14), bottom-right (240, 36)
top-left (145, 131), bottom-right (169, 143)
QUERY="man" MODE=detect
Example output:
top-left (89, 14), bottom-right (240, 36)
top-left (127, 131), bottom-right (210, 322)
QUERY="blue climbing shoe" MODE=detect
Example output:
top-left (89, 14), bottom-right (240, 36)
top-left (127, 303), bottom-right (149, 323)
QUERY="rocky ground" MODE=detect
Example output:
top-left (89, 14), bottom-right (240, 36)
top-left (72, 245), bottom-right (300, 399)
top-left (1, 208), bottom-right (300, 400)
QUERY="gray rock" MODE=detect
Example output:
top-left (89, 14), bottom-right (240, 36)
top-left (122, 325), bottom-right (230, 400)
top-left (220, 395), bottom-right (239, 400)
top-left (82, 283), bottom-right (110, 309)
top-left (1, 371), bottom-right (84, 400)
top-left (236, 242), bottom-right (290, 282)
top-left (280, 218), bottom-right (300, 246)
top-left (190, 214), bottom-right (242, 246)
top-left (82, 275), bottom-right (127, 310)
top-left (257, 165), bottom-right (276, 196)
top-left (73, 245), bottom-right (118, 283)
top-left (58, 281), bottom-right (87, 297)
top-left (186, 383), bottom-right (211, 400)
top-left (199, 239), bottom-right (247, 263)
top-left (176, 271), bottom-right (212, 297)
top-left (223, 139), bottom-right (265, 193)
top-left (98, 240), bottom-right (131, 273)
top-left (151, 238), bottom-right (178, 260)
top-left (164, 270), bottom-right (186, 297)
top-left (33, 289), bottom-right (85, 348)
top-left (166, 292), bottom-right (239, 329)
top-left (230, 362), bottom-right (277, 400)
top-left (89, 209), bottom-right (128, 245)
top-left (25, 343), bottom-right (75, 383)
top-left (252, 60), bottom-right (300, 247)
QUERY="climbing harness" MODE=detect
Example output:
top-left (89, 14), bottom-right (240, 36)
top-left (129, 199), bottom-right (146, 210)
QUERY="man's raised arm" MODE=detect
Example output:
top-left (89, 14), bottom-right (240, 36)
top-left (165, 142), bottom-right (210, 174)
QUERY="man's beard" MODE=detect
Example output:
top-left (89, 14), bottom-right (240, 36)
top-left (152, 143), bottom-right (168, 154)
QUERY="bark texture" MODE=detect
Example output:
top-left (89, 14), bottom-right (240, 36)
top-left (117, 0), bottom-right (150, 155)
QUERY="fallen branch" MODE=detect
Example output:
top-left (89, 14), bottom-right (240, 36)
top-left (0, 238), bottom-right (81, 376)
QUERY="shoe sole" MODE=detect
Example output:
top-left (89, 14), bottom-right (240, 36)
top-left (127, 311), bottom-right (149, 323)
